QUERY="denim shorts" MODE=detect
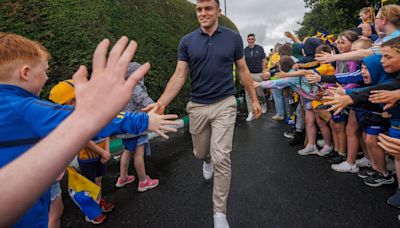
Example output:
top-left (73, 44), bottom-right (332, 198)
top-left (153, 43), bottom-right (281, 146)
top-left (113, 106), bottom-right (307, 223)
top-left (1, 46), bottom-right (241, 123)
top-left (122, 135), bottom-right (150, 156)
top-left (50, 181), bottom-right (62, 201)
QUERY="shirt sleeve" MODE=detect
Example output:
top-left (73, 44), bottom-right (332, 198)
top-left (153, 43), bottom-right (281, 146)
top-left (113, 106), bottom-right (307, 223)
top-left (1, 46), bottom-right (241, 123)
top-left (96, 112), bottom-right (149, 138)
top-left (260, 46), bottom-right (266, 59)
top-left (23, 100), bottom-right (149, 138)
top-left (234, 33), bottom-right (244, 61)
top-left (335, 70), bottom-right (363, 84)
top-left (321, 76), bottom-right (338, 83)
top-left (178, 36), bottom-right (189, 62)
top-left (22, 100), bottom-right (74, 137)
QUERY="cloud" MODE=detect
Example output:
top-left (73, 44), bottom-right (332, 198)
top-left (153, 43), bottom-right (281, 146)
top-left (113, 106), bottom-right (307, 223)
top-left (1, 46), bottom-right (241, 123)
top-left (187, 0), bottom-right (308, 52)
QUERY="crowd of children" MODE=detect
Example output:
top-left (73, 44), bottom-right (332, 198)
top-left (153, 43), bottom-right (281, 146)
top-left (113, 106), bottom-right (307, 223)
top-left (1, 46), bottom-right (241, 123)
top-left (257, 4), bottom-right (400, 214)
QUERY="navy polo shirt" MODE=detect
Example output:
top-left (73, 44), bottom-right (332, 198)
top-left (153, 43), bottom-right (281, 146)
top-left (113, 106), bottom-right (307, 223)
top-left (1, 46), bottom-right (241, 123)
top-left (178, 26), bottom-right (244, 104)
top-left (244, 44), bottom-right (265, 73)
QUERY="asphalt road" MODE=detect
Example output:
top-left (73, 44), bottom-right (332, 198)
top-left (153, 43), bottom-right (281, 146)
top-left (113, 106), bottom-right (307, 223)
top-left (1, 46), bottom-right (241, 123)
top-left (61, 109), bottom-right (400, 228)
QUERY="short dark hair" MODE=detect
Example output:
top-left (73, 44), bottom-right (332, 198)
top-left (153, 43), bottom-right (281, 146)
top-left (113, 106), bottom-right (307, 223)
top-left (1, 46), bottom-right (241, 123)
top-left (279, 56), bottom-right (295, 72)
top-left (315, 44), bottom-right (332, 54)
top-left (278, 43), bottom-right (292, 56)
top-left (247, 33), bottom-right (255, 38)
top-left (381, 36), bottom-right (400, 50)
top-left (197, 0), bottom-right (220, 6)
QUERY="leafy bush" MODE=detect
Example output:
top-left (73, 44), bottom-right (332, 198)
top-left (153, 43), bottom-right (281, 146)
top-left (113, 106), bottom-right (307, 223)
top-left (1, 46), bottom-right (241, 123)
top-left (0, 0), bottom-right (237, 115)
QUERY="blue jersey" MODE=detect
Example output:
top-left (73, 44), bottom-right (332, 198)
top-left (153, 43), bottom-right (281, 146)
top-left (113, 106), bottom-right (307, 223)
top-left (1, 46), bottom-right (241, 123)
top-left (0, 84), bottom-right (149, 227)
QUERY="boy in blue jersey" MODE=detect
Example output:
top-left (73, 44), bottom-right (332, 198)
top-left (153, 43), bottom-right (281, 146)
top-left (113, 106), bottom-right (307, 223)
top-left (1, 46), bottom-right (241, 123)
top-left (0, 33), bottom-right (177, 227)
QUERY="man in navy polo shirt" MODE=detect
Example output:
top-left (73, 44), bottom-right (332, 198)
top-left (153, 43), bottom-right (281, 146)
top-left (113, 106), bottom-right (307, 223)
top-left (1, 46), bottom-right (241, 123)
top-left (244, 34), bottom-right (267, 121)
top-left (144, 0), bottom-right (261, 227)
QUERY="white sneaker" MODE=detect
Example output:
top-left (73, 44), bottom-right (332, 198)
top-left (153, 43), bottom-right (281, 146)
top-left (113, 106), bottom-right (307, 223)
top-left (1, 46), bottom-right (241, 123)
top-left (316, 139), bottom-right (325, 148)
top-left (355, 157), bottom-right (371, 168)
top-left (246, 113), bottom-right (254, 122)
top-left (272, 114), bottom-right (284, 120)
top-left (214, 212), bottom-right (229, 228)
top-left (317, 145), bottom-right (333, 157)
top-left (261, 104), bottom-right (267, 114)
top-left (298, 145), bottom-right (319, 156)
top-left (203, 161), bottom-right (214, 180)
top-left (331, 161), bottom-right (359, 173)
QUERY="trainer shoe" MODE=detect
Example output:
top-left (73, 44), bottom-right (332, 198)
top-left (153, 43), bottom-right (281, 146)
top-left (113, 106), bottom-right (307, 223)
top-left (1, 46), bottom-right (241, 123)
top-left (331, 161), bottom-right (359, 173)
top-left (214, 212), bottom-right (229, 228)
top-left (388, 188), bottom-right (400, 208)
top-left (272, 114), bottom-right (284, 121)
top-left (283, 130), bottom-right (295, 139)
top-left (115, 175), bottom-right (135, 188)
top-left (364, 171), bottom-right (394, 187)
top-left (138, 175), bottom-right (159, 192)
top-left (328, 154), bottom-right (346, 164)
top-left (203, 161), bottom-right (214, 180)
top-left (357, 167), bottom-right (376, 179)
top-left (261, 104), bottom-right (267, 114)
top-left (355, 157), bottom-right (371, 168)
top-left (246, 113), bottom-right (254, 122)
top-left (85, 214), bottom-right (106, 225)
top-left (316, 139), bottom-right (325, 148)
top-left (298, 145), bottom-right (319, 156)
top-left (289, 132), bottom-right (305, 146)
top-left (99, 199), bottom-right (115, 213)
top-left (317, 145), bottom-right (333, 157)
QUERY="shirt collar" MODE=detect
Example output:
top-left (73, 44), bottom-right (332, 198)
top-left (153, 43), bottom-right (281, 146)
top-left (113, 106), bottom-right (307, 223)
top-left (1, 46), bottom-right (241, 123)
top-left (198, 25), bottom-right (222, 36)
top-left (383, 29), bottom-right (400, 42)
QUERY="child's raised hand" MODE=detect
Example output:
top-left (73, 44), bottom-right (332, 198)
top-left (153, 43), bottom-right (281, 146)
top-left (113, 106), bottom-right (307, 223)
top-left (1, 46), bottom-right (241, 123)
top-left (305, 71), bottom-right (321, 84)
top-left (73, 36), bottom-right (151, 129)
top-left (284, 31), bottom-right (294, 39)
top-left (369, 89), bottom-right (400, 110)
top-left (315, 51), bottom-right (334, 63)
top-left (378, 133), bottom-right (400, 159)
top-left (253, 81), bottom-right (260, 88)
top-left (147, 110), bottom-right (178, 139)
top-left (328, 83), bottom-right (345, 95)
top-left (261, 71), bottom-right (270, 80)
top-left (100, 152), bottom-right (111, 164)
top-left (323, 93), bottom-right (353, 115)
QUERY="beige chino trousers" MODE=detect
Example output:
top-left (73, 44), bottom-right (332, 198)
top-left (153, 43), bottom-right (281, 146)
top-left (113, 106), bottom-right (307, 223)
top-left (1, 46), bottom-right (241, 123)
top-left (186, 96), bottom-right (237, 213)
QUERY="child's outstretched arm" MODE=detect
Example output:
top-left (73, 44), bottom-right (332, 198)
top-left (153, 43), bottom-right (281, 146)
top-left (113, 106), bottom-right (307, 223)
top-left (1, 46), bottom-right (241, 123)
top-left (369, 89), bottom-right (400, 110)
top-left (257, 77), bottom-right (295, 90)
top-left (284, 31), bottom-right (301, 44)
top-left (276, 70), bottom-right (310, 78)
top-left (316, 49), bottom-right (373, 63)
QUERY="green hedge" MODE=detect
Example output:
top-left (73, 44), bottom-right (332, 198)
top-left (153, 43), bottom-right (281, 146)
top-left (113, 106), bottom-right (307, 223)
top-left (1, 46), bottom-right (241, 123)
top-left (0, 0), bottom-right (237, 115)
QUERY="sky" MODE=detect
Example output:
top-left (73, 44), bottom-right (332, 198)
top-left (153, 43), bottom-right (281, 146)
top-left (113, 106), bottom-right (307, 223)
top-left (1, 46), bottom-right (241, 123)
top-left (188, 0), bottom-right (309, 53)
